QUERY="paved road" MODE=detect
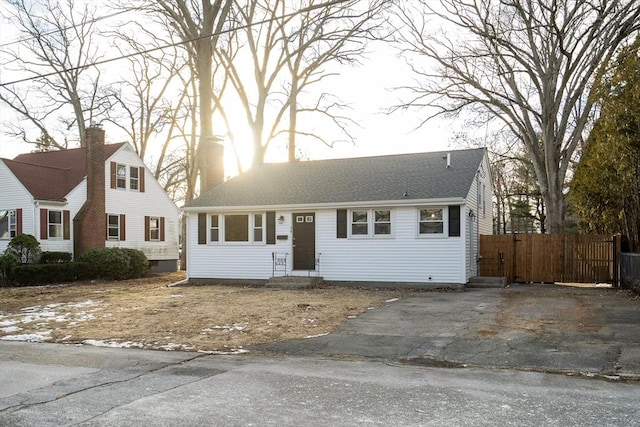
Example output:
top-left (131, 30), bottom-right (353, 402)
top-left (1, 341), bottom-right (639, 426)
top-left (255, 284), bottom-right (640, 379)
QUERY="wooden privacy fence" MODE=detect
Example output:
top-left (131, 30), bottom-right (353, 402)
top-left (479, 234), bottom-right (621, 285)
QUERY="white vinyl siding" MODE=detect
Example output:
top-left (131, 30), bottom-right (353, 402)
top-left (187, 206), bottom-right (467, 284)
top-left (0, 161), bottom-right (33, 254)
top-left (106, 145), bottom-right (180, 261)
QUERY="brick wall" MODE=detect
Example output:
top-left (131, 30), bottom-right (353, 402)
top-left (73, 125), bottom-right (106, 257)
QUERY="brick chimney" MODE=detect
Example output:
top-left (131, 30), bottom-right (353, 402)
top-left (199, 136), bottom-right (224, 193)
top-left (73, 125), bottom-right (106, 257)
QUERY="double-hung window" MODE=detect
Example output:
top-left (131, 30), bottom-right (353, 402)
top-left (351, 210), bottom-right (368, 235)
top-left (0, 210), bottom-right (17, 239)
top-left (116, 163), bottom-right (127, 189)
top-left (419, 208), bottom-right (444, 235)
top-left (349, 209), bottom-right (391, 237)
top-left (209, 214), bottom-right (220, 242)
top-left (374, 210), bottom-right (391, 235)
top-left (129, 166), bottom-right (139, 190)
top-left (107, 214), bottom-right (120, 240)
top-left (149, 217), bottom-right (160, 241)
top-left (253, 214), bottom-right (263, 242)
top-left (48, 210), bottom-right (63, 239)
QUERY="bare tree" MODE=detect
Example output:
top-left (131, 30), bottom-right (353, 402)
top-left (391, 0), bottom-right (640, 233)
top-left (217, 0), bottom-right (386, 167)
top-left (0, 0), bottom-right (109, 150)
top-left (140, 0), bottom-right (233, 196)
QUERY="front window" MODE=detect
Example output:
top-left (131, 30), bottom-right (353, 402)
top-left (225, 214), bottom-right (249, 242)
top-left (149, 217), bottom-right (160, 241)
top-left (210, 214), bottom-right (219, 242)
top-left (130, 166), bottom-right (139, 191)
top-left (419, 208), bottom-right (444, 234)
top-left (49, 210), bottom-right (63, 239)
top-left (116, 164), bottom-right (127, 189)
top-left (351, 210), bottom-right (368, 235)
top-left (253, 213), bottom-right (263, 242)
top-left (107, 215), bottom-right (120, 240)
top-left (374, 210), bottom-right (391, 235)
top-left (0, 210), bottom-right (16, 239)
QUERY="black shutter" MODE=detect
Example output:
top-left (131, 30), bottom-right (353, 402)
top-left (198, 213), bottom-right (207, 244)
top-left (266, 211), bottom-right (276, 244)
top-left (448, 206), bottom-right (460, 237)
top-left (337, 209), bottom-right (347, 238)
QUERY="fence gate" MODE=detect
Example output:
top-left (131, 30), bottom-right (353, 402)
top-left (479, 234), bottom-right (620, 285)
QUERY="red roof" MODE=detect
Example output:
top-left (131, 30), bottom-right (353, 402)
top-left (3, 143), bottom-right (125, 202)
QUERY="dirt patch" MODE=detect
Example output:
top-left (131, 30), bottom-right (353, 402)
top-left (0, 273), bottom-right (403, 353)
top-left (484, 287), bottom-right (605, 338)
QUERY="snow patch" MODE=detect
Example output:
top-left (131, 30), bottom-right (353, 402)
top-left (304, 333), bottom-right (329, 339)
top-left (82, 340), bottom-right (144, 349)
top-left (385, 298), bottom-right (400, 303)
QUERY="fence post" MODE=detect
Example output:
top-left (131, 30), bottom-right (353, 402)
top-left (613, 234), bottom-right (621, 287)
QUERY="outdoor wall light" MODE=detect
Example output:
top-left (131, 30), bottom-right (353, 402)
top-left (278, 215), bottom-right (285, 224)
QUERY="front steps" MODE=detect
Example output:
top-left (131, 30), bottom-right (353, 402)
top-left (267, 276), bottom-right (323, 289)
top-left (466, 276), bottom-right (506, 288)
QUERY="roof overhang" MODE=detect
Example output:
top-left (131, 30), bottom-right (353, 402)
top-left (182, 197), bottom-right (466, 212)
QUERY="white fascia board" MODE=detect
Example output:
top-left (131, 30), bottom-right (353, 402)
top-left (182, 197), bottom-right (466, 213)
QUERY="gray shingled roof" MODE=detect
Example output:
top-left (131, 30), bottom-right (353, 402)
top-left (185, 148), bottom-right (486, 208)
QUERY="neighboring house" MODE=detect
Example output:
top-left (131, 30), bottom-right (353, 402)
top-left (0, 126), bottom-right (180, 272)
top-left (183, 148), bottom-right (492, 285)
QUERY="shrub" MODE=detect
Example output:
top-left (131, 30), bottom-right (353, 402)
top-left (40, 251), bottom-right (72, 264)
top-left (6, 234), bottom-right (41, 263)
top-left (78, 247), bottom-right (149, 280)
top-left (121, 248), bottom-right (150, 278)
top-left (0, 252), bottom-right (19, 284)
top-left (5, 262), bottom-right (90, 286)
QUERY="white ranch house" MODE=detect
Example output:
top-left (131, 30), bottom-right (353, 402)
top-left (184, 148), bottom-right (492, 285)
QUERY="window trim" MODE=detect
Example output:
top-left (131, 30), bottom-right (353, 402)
top-left (418, 207), bottom-right (447, 237)
top-left (204, 212), bottom-right (268, 244)
top-left (348, 208), bottom-right (393, 238)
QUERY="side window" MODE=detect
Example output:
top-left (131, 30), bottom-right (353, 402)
top-left (419, 208), bottom-right (444, 235)
top-left (351, 210), bottom-right (368, 235)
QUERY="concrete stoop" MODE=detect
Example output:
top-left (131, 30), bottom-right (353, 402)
top-left (466, 276), bottom-right (507, 288)
top-left (267, 276), bottom-right (323, 289)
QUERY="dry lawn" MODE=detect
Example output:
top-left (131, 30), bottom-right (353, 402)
top-left (0, 272), bottom-right (404, 353)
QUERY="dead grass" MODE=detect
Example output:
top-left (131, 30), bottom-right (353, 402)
top-left (0, 272), bottom-right (403, 353)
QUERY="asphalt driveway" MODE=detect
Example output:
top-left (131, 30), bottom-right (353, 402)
top-left (252, 284), bottom-right (640, 380)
